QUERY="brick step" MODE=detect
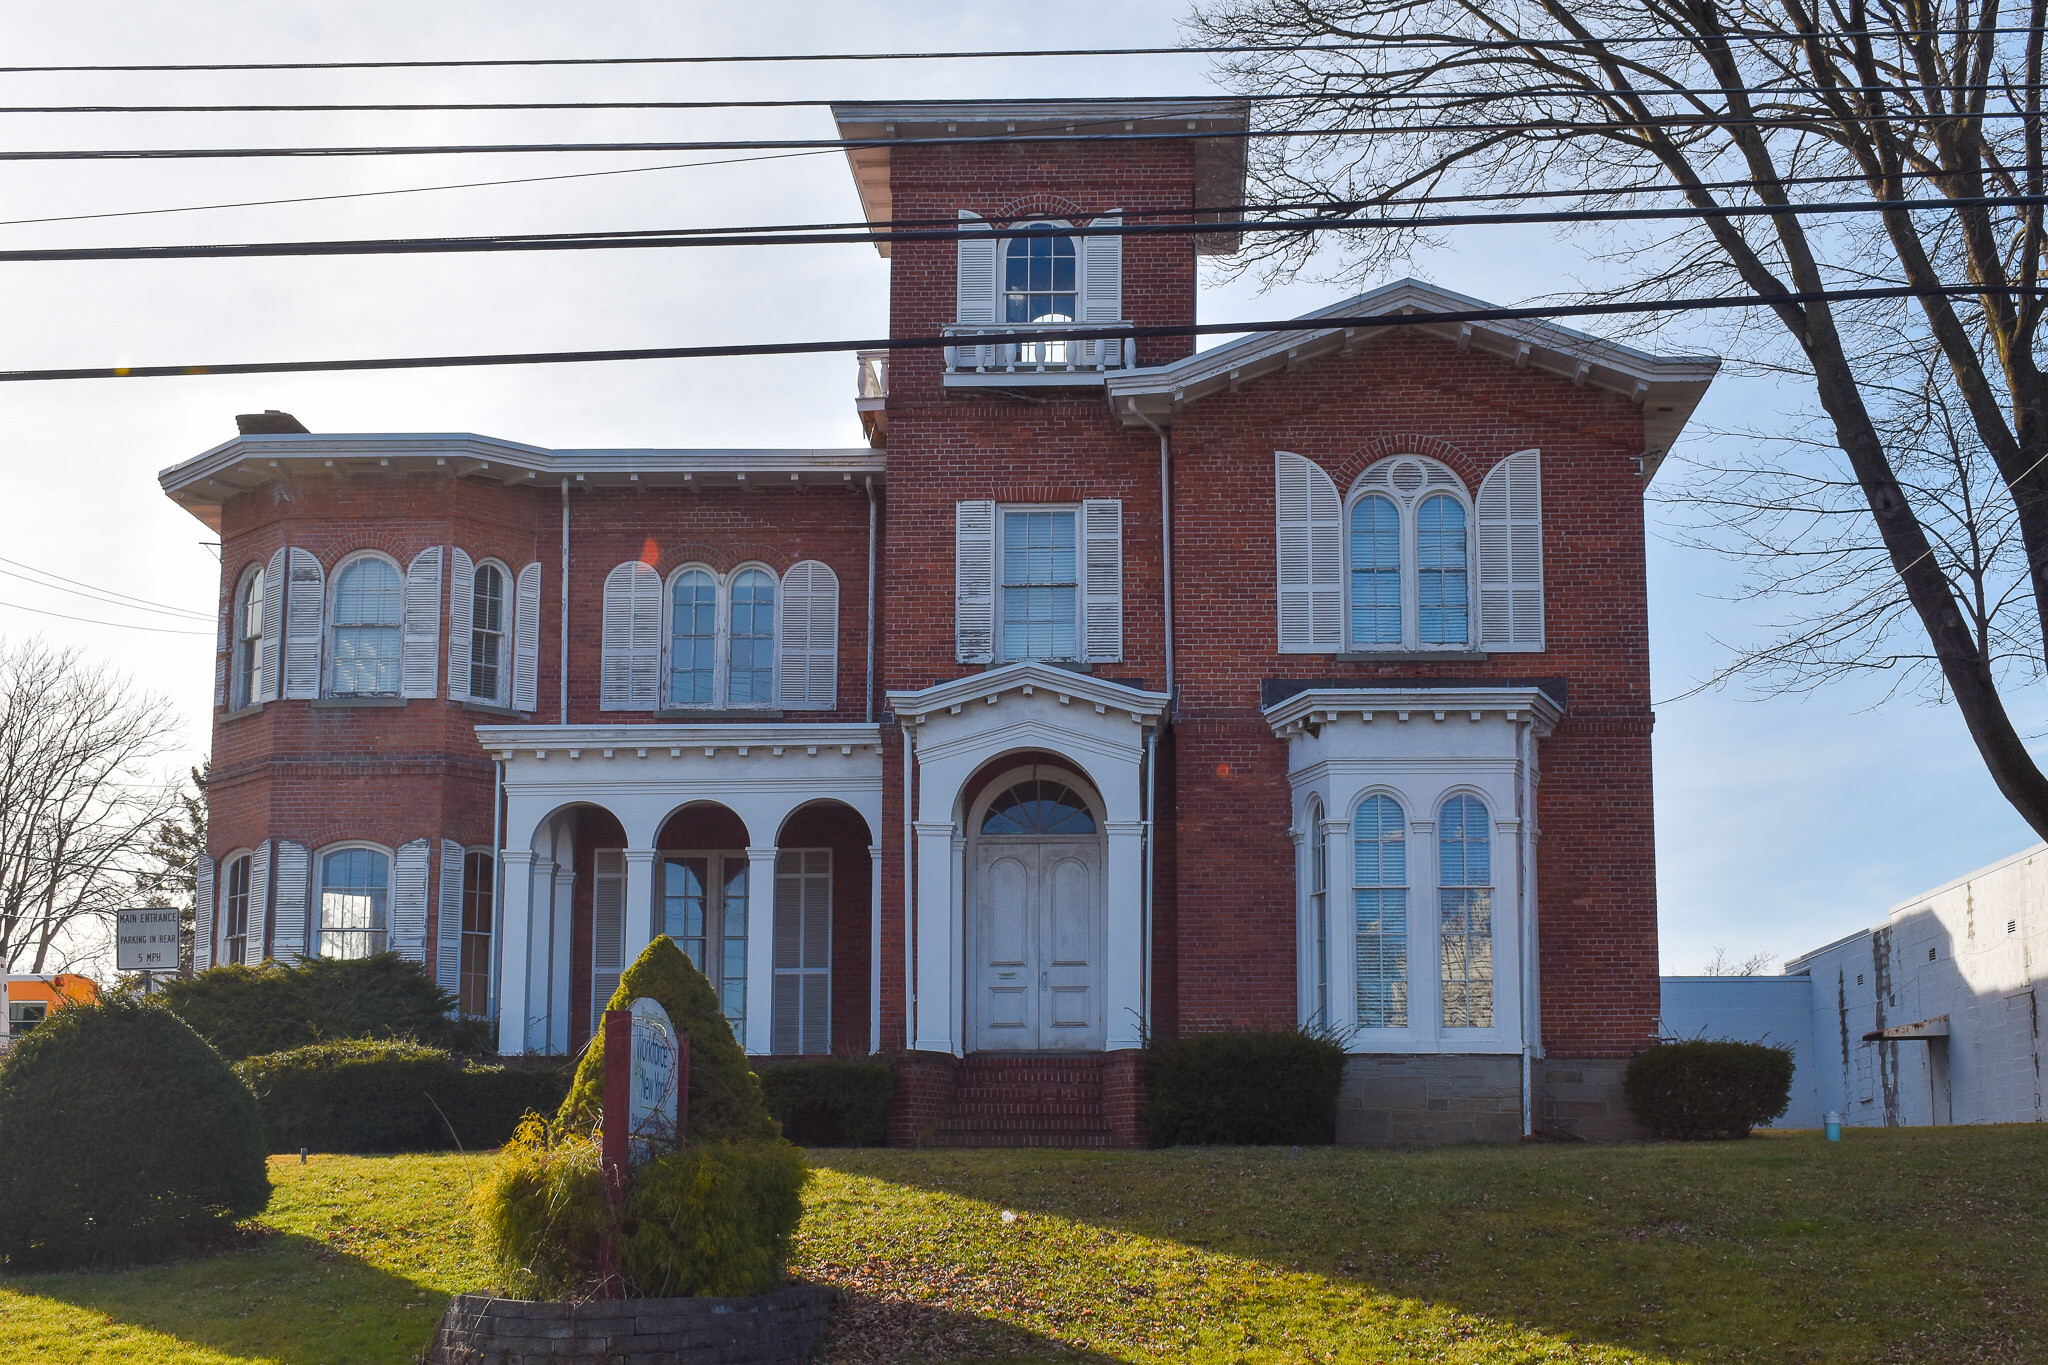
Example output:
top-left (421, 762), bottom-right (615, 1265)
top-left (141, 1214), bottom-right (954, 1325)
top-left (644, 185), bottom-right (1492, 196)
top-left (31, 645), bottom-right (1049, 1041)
top-left (953, 1064), bottom-right (1106, 1081)
top-left (937, 1109), bottom-right (1111, 1129)
top-left (948, 1084), bottom-right (1102, 1102)
top-left (925, 1132), bottom-right (1116, 1149)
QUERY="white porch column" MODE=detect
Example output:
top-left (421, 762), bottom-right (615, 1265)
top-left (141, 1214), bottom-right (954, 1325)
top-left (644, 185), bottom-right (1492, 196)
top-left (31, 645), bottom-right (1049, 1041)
top-left (913, 820), bottom-right (959, 1054)
top-left (622, 848), bottom-right (658, 965)
top-left (868, 843), bottom-right (884, 1055)
top-left (496, 850), bottom-right (535, 1056)
top-left (525, 857), bottom-right (556, 1052)
top-left (1321, 820), bottom-right (1356, 1036)
top-left (549, 867), bottom-right (575, 1055)
top-left (1104, 820), bottom-right (1148, 1050)
top-left (743, 844), bottom-right (779, 1056)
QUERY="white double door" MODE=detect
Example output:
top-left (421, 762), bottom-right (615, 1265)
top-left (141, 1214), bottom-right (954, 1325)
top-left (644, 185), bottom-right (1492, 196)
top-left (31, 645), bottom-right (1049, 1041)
top-left (970, 837), bottom-right (1104, 1051)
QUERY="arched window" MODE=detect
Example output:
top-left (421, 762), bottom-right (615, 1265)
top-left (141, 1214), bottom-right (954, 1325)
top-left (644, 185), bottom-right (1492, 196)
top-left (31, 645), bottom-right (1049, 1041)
top-left (1348, 495), bottom-right (1401, 647)
top-left (468, 562), bottom-right (507, 703)
top-left (1354, 795), bottom-right (1408, 1029)
top-left (223, 852), bottom-right (253, 964)
top-left (330, 556), bottom-right (403, 695)
top-left (981, 779), bottom-right (1096, 835)
top-left (1438, 795), bottom-right (1493, 1028)
top-left (318, 845), bottom-right (389, 959)
top-left (1305, 798), bottom-right (1329, 1027)
top-left (727, 568), bottom-right (776, 705)
top-left (232, 566), bottom-right (265, 709)
top-left (458, 849), bottom-right (495, 1016)
top-left (1416, 494), bottom-right (1469, 646)
top-left (669, 568), bottom-right (717, 705)
top-left (1004, 223), bottom-right (1076, 362)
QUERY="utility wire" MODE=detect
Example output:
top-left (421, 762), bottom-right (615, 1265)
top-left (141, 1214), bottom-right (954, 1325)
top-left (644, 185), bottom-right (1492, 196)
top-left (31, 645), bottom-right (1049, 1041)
top-left (5, 284), bottom-right (2031, 384)
top-left (0, 597), bottom-right (211, 634)
top-left (0, 562), bottom-right (212, 620)
top-left (8, 194), bottom-right (2044, 265)
top-left (3, 31), bottom-right (2038, 74)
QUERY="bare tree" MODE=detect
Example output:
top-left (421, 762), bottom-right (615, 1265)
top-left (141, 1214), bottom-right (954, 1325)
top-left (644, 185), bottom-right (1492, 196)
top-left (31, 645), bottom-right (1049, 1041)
top-left (133, 763), bottom-right (209, 975)
top-left (1703, 946), bottom-right (1780, 973)
top-left (0, 639), bottom-right (183, 976)
top-left (1186, 0), bottom-right (2048, 833)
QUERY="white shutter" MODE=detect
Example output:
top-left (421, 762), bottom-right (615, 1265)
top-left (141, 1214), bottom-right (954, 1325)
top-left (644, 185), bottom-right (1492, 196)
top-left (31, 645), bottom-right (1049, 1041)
top-left (512, 562), bottom-right (542, 713)
top-left (591, 849), bottom-right (626, 1032)
top-left (1080, 213), bottom-right (1124, 367)
top-left (437, 839), bottom-right (467, 998)
top-left (261, 548), bottom-right (286, 702)
top-left (401, 548), bottom-right (443, 698)
top-left (391, 839), bottom-right (431, 962)
top-left (1081, 499), bottom-right (1124, 663)
top-left (600, 562), bottom-right (661, 711)
top-left (282, 548), bottom-right (325, 698)
top-left (446, 548), bottom-right (475, 701)
top-left (264, 843), bottom-right (299, 961)
top-left (954, 501), bottom-right (997, 663)
top-left (1477, 449), bottom-right (1544, 651)
top-left (213, 573), bottom-right (231, 707)
top-left (193, 854), bottom-right (216, 971)
top-left (1274, 452), bottom-right (1343, 653)
top-left (777, 561), bottom-right (839, 711)
top-left (955, 211), bottom-right (998, 324)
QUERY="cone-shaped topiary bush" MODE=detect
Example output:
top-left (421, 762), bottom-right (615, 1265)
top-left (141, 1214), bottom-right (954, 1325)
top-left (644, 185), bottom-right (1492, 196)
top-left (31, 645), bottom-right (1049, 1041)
top-left (558, 935), bottom-right (780, 1144)
top-left (0, 995), bottom-right (270, 1269)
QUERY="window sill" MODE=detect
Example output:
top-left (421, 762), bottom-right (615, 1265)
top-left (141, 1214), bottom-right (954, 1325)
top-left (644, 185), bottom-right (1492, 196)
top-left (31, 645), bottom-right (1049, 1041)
top-left (1335, 650), bottom-right (1491, 663)
top-left (218, 701), bottom-right (268, 723)
top-left (653, 707), bottom-right (785, 722)
top-left (311, 695), bottom-right (408, 709)
top-left (461, 701), bottom-right (524, 719)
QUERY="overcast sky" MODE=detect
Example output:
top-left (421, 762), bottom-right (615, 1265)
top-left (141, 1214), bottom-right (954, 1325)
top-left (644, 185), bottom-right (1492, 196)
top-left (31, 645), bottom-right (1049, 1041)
top-left (3, 0), bottom-right (2035, 976)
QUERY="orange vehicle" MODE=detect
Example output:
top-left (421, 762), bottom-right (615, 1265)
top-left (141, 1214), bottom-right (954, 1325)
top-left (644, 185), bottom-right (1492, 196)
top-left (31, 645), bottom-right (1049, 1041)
top-left (2, 974), bottom-right (98, 1046)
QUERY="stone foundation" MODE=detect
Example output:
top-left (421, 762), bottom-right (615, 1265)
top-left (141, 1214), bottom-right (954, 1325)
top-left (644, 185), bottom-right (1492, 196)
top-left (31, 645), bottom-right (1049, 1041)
top-left (427, 1285), bottom-right (832, 1365)
top-left (1533, 1057), bottom-right (1645, 1142)
top-left (1336, 1054), bottom-right (1526, 1145)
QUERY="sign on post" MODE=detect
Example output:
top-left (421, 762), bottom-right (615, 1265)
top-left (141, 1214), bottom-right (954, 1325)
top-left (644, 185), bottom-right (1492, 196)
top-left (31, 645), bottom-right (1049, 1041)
top-left (627, 996), bottom-right (682, 1160)
top-left (117, 906), bottom-right (180, 973)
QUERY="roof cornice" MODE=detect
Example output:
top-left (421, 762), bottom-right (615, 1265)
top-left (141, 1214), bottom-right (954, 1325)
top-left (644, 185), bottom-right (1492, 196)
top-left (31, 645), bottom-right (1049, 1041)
top-left (1105, 279), bottom-right (1721, 480)
top-left (1261, 684), bottom-right (1565, 738)
top-left (887, 661), bottom-right (1170, 726)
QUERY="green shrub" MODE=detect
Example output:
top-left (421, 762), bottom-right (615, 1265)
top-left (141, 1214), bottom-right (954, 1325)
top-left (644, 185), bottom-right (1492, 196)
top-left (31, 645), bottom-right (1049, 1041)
top-left (156, 953), bottom-right (492, 1062)
top-left (237, 1039), bottom-right (569, 1153)
top-left (1624, 1039), bottom-right (1795, 1140)
top-left (1143, 1027), bottom-right (1349, 1146)
top-left (473, 1117), bottom-right (808, 1298)
top-left (0, 996), bottom-right (270, 1269)
top-left (558, 936), bottom-right (779, 1144)
top-left (757, 1059), bottom-right (894, 1146)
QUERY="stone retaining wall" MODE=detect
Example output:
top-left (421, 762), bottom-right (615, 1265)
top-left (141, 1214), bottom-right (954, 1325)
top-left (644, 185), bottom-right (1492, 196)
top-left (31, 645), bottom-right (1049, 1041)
top-left (1336, 1053), bottom-right (1649, 1145)
top-left (427, 1284), bottom-right (832, 1365)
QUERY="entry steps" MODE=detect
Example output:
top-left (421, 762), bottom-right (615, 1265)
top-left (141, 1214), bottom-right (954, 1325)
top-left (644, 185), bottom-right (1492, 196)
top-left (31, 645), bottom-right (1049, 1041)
top-left (927, 1054), bottom-right (1114, 1149)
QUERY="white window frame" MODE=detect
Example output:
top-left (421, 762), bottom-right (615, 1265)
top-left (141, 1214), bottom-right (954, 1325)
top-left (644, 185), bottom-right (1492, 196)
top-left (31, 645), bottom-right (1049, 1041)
top-left (996, 502), bottom-right (1084, 663)
top-left (658, 848), bottom-right (751, 1040)
top-left (231, 564), bottom-right (266, 710)
top-left (1002, 219), bottom-right (1079, 362)
top-left (467, 559), bottom-right (513, 706)
top-left (1342, 457), bottom-right (1477, 653)
top-left (221, 848), bottom-right (256, 965)
top-left (1435, 789), bottom-right (1497, 1032)
top-left (314, 840), bottom-right (394, 959)
top-left (456, 845), bottom-right (496, 1017)
top-left (1351, 789), bottom-right (1413, 1035)
top-left (325, 551), bottom-right (407, 697)
top-left (659, 561), bottom-right (781, 712)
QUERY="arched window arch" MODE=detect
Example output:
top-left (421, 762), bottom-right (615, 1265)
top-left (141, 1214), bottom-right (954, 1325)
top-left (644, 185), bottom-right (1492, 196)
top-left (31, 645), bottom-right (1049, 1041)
top-left (668, 566), bottom-right (718, 706)
top-left (726, 567), bottom-right (777, 706)
top-left (328, 553), bottom-right (404, 696)
top-left (1438, 794), bottom-right (1494, 1028)
top-left (221, 849), bottom-right (255, 964)
top-left (1004, 221), bottom-right (1076, 363)
top-left (317, 842), bottom-right (391, 959)
top-left (1354, 794), bottom-right (1409, 1029)
top-left (1304, 797), bottom-right (1329, 1027)
top-left (468, 560), bottom-right (510, 704)
top-left (232, 564), bottom-right (266, 709)
top-left (1341, 456), bottom-right (1475, 652)
top-left (980, 777), bottom-right (1097, 835)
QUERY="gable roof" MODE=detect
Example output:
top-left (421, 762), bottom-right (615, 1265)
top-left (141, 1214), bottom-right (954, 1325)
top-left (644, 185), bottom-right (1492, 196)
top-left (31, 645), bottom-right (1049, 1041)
top-left (1103, 278), bottom-right (1721, 478)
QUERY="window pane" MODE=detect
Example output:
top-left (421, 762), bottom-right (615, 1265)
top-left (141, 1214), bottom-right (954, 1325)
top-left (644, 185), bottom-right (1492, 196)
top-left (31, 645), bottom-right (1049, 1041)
top-left (459, 850), bottom-right (494, 1016)
top-left (225, 854), bottom-right (252, 964)
top-left (1306, 800), bottom-right (1328, 1027)
top-left (981, 780), bottom-right (1095, 835)
top-left (999, 510), bottom-right (1078, 659)
top-left (669, 571), bottom-right (717, 705)
top-left (1439, 796), bottom-right (1493, 1028)
top-left (727, 570), bottom-right (775, 706)
top-left (1354, 795), bottom-right (1408, 1029)
top-left (332, 560), bottom-right (403, 695)
top-left (319, 847), bottom-right (388, 959)
top-left (1349, 495), bottom-right (1402, 646)
top-left (721, 861), bottom-right (749, 1038)
top-left (235, 570), bottom-right (265, 709)
top-left (470, 565), bottom-right (504, 701)
top-left (1417, 495), bottom-right (1470, 645)
top-left (663, 857), bottom-right (709, 971)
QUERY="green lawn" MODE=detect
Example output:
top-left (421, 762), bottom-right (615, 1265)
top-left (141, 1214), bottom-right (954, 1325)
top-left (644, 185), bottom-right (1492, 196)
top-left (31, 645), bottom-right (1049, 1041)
top-left (1, 1127), bottom-right (2043, 1364)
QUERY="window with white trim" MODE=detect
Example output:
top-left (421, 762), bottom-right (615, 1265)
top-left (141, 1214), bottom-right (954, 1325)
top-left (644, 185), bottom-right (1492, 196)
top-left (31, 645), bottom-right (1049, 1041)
top-left (468, 562), bottom-right (507, 703)
top-left (232, 566), bottom-right (266, 709)
top-left (1345, 457), bottom-right (1473, 651)
top-left (329, 555), bottom-right (404, 695)
top-left (1438, 795), bottom-right (1494, 1028)
top-left (318, 844), bottom-right (390, 959)
top-left (727, 568), bottom-right (776, 705)
top-left (602, 559), bottom-right (836, 713)
top-left (954, 501), bottom-right (1123, 664)
top-left (1004, 222), bottom-right (1076, 363)
top-left (458, 849), bottom-right (494, 1016)
top-left (1305, 798), bottom-right (1329, 1028)
top-left (663, 852), bottom-right (748, 1040)
top-left (670, 568), bottom-right (717, 705)
top-left (223, 852), bottom-right (253, 965)
top-left (1354, 795), bottom-right (1409, 1029)
top-left (1001, 508), bottom-right (1079, 660)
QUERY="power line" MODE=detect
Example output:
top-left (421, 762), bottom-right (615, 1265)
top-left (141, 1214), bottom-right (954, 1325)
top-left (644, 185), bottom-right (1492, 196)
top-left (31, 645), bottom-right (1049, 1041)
top-left (0, 597), bottom-right (211, 634)
top-left (0, 555), bottom-right (213, 619)
top-left (8, 194), bottom-right (2044, 266)
top-left (4, 284), bottom-right (2032, 384)
top-left (2, 31), bottom-right (2037, 74)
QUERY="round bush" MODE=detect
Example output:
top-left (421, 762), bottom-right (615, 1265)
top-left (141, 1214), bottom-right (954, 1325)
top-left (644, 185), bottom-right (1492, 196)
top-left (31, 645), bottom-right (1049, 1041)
top-left (472, 1117), bottom-right (808, 1299)
top-left (1623, 1039), bottom-right (1795, 1139)
top-left (0, 995), bottom-right (270, 1269)
top-left (156, 953), bottom-right (492, 1062)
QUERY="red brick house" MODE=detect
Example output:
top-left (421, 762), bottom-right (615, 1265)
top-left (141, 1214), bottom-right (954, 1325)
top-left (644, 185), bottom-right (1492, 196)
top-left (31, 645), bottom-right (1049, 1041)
top-left (160, 99), bottom-right (1717, 1145)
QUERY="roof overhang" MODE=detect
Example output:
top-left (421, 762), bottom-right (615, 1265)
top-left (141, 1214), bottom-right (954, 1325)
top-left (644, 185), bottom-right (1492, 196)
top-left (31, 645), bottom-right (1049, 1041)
top-left (1261, 684), bottom-right (1565, 739)
top-left (887, 660), bottom-right (1170, 727)
top-left (1105, 279), bottom-right (1722, 480)
top-left (830, 99), bottom-right (1251, 258)
top-left (1864, 1015), bottom-right (1950, 1042)
top-left (158, 433), bottom-right (885, 530)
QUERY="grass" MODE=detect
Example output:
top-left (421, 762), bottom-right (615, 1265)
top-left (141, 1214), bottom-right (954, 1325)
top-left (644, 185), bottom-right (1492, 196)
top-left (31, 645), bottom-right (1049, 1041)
top-left (1, 1126), bottom-right (2044, 1363)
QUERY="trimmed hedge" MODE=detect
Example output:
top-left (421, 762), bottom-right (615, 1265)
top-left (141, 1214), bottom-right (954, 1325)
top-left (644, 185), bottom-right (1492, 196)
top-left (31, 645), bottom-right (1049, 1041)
top-left (1624, 1039), bottom-right (1795, 1140)
top-left (757, 1059), bottom-right (894, 1146)
top-left (0, 996), bottom-right (270, 1269)
top-left (1143, 1027), bottom-right (1349, 1146)
top-left (156, 953), bottom-right (492, 1062)
top-left (237, 1039), bottom-right (570, 1154)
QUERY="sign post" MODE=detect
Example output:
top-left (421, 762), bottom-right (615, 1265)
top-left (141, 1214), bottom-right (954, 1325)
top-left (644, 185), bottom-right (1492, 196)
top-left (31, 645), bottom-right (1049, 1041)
top-left (598, 1008), bottom-right (632, 1299)
top-left (117, 905), bottom-right (181, 990)
top-left (598, 999), bottom-right (692, 1299)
